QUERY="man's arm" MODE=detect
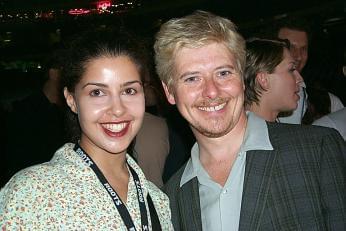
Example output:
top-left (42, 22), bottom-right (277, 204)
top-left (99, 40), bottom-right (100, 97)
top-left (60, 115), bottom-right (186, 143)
top-left (320, 129), bottom-right (346, 230)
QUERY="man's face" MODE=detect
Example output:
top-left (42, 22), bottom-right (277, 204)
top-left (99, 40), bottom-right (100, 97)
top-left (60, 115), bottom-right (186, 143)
top-left (162, 42), bottom-right (245, 138)
top-left (278, 28), bottom-right (308, 73)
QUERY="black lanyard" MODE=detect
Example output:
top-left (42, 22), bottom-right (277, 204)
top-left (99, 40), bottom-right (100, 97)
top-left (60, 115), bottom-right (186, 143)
top-left (74, 144), bottom-right (149, 231)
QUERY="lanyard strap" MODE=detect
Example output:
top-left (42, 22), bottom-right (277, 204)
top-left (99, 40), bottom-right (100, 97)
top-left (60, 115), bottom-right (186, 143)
top-left (74, 144), bottom-right (149, 231)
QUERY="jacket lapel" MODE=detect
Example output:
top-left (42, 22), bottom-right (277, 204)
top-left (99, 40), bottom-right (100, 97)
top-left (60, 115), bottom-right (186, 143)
top-left (178, 177), bottom-right (203, 231)
top-left (238, 148), bottom-right (278, 231)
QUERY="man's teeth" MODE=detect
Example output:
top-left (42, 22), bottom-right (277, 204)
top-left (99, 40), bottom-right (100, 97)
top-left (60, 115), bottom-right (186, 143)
top-left (198, 103), bottom-right (226, 112)
top-left (102, 123), bottom-right (127, 132)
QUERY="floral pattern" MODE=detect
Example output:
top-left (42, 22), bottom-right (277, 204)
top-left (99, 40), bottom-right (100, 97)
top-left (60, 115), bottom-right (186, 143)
top-left (0, 143), bottom-right (173, 230)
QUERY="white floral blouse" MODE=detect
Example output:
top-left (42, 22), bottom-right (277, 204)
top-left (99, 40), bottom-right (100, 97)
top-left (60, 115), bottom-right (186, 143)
top-left (0, 143), bottom-right (173, 230)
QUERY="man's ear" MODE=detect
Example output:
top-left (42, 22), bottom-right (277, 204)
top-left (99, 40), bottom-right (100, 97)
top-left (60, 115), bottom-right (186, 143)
top-left (161, 81), bottom-right (176, 105)
top-left (256, 72), bottom-right (270, 90)
top-left (64, 87), bottom-right (78, 113)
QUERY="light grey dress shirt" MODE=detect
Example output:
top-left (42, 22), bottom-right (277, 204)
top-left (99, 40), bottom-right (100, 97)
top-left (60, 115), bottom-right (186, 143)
top-left (180, 112), bottom-right (273, 231)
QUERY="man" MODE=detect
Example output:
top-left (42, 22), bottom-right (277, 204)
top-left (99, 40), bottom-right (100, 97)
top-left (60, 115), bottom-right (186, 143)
top-left (275, 18), bottom-right (344, 124)
top-left (154, 11), bottom-right (345, 230)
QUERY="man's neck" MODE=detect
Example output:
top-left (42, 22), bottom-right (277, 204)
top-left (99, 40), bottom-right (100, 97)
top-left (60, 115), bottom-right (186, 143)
top-left (196, 111), bottom-right (248, 186)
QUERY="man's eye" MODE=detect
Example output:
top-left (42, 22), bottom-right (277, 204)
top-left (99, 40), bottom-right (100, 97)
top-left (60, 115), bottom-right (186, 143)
top-left (123, 88), bottom-right (137, 95)
top-left (90, 89), bottom-right (105, 96)
top-left (219, 70), bottom-right (231, 77)
top-left (184, 76), bottom-right (198, 83)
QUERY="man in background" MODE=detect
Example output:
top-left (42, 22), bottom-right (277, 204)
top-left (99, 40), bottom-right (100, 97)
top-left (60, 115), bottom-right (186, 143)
top-left (275, 18), bottom-right (344, 124)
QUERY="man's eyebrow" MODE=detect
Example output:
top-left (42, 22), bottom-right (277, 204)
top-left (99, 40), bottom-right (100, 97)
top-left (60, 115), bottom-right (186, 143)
top-left (179, 71), bottom-right (200, 79)
top-left (215, 65), bottom-right (236, 71)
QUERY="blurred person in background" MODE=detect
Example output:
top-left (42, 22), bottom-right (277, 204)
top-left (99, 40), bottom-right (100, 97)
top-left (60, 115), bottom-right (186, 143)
top-left (244, 38), bottom-right (303, 122)
top-left (3, 45), bottom-right (67, 186)
top-left (312, 107), bottom-right (346, 141)
top-left (274, 17), bottom-right (344, 124)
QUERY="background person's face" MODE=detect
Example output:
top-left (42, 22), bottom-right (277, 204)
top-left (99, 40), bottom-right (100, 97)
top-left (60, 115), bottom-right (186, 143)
top-left (278, 28), bottom-right (308, 73)
top-left (163, 43), bottom-right (245, 138)
top-left (266, 49), bottom-right (302, 113)
top-left (65, 56), bottom-right (145, 156)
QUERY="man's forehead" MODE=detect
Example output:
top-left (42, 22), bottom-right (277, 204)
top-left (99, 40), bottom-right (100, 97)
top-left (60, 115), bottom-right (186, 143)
top-left (278, 28), bottom-right (308, 45)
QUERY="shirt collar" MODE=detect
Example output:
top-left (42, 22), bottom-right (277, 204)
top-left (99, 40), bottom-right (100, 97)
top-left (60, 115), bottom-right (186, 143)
top-left (180, 111), bottom-right (273, 188)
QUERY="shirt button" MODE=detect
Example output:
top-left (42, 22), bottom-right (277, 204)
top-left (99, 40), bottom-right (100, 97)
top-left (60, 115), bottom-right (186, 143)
top-left (223, 189), bottom-right (228, 194)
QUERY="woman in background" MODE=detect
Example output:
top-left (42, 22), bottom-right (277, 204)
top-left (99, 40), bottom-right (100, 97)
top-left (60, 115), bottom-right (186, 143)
top-left (0, 28), bottom-right (172, 230)
top-left (244, 38), bottom-right (303, 122)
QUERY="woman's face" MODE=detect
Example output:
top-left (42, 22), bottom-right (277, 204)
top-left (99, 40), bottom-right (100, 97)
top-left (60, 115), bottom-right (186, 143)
top-left (65, 56), bottom-right (145, 156)
top-left (265, 48), bottom-right (303, 114)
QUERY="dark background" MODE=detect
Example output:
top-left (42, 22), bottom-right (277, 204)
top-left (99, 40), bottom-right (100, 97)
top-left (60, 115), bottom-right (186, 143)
top-left (1, 0), bottom-right (344, 102)
top-left (0, 0), bottom-right (345, 103)
top-left (0, 0), bottom-right (344, 105)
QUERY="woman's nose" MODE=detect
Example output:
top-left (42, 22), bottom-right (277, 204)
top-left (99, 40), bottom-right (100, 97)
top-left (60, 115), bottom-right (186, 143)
top-left (108, 95), bottom-right (126, 117)
top-left (294, 70), bottom-right (304, 85)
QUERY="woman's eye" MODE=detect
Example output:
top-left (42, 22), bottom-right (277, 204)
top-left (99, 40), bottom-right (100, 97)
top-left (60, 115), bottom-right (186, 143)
top-left (123, 88), bottom-right (137, 95)
top-left (289, 67), bottom-right (297, 73)
top-left (90, 89), bottom-right (105, 97)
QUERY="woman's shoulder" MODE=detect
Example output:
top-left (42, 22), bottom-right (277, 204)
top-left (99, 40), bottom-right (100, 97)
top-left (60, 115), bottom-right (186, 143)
top-left (0, 161), bottom-right (62, 206)
top-left (1, 143), bottom-right (84, 200)
top-left (146, 180), bottom-right (168, 200)
top-left (146, 181), bottom-right (174, 230)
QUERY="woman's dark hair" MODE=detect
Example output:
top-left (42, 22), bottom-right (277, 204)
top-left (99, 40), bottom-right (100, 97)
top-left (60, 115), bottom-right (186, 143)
top-left (62, 27), bottom-right (149, 154)
top-left (244, 38), bottom-right (290, 107)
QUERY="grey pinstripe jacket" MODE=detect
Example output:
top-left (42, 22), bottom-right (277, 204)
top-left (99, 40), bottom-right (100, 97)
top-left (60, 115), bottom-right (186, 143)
top-left (164, 123), bottom-right (346, 231)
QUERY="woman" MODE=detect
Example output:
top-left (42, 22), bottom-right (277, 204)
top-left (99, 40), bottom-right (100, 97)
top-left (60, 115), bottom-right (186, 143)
top-left (0, 28), bottom-right (173, 230)
top-left (244, 38), bottom-right (303, 122)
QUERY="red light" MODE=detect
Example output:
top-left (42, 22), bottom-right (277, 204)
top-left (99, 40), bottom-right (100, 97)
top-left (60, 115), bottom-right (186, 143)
top-left (97, 1), bottom-right (111, 10)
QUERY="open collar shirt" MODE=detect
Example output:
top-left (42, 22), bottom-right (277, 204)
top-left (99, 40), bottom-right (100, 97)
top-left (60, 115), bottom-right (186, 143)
top-left (180, 112), bottom-right (273, 231)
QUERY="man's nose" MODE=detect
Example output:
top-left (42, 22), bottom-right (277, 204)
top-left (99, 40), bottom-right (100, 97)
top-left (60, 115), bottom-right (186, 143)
top-left (290, 47), bottom-right (302, 61)
top-left (202, 78), bottom-right (219, 99)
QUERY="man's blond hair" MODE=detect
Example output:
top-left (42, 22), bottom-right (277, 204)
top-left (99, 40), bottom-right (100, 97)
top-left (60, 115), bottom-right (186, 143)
top-left (154, 10), bottom-right (246, 89)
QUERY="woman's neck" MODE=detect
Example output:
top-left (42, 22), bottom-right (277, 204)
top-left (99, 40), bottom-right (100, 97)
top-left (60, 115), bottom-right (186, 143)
top-left (79, 142), bottom-right (130, 203)
top-left (249, 103), bottom-right (277, 122)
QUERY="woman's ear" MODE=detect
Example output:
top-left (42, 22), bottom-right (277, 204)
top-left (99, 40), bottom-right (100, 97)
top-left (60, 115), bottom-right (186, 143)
top-left (162, 81), bottom-right (176, 105)
top-left (256, 72), bottom-right (270, 90)
top-left (64, 87), bottom-right (78, 114)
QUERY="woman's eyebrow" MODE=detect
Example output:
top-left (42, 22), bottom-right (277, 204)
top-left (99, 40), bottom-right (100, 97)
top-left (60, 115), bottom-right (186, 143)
top-left (121, 80), bottom-right (143, 87)
top-left (82, 82), bottom-right (107, 89)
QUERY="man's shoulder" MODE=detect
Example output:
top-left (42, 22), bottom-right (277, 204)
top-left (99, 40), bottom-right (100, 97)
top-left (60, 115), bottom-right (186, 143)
top-left (268, 122), bottom-right (340, 137)
top-left (266, 122), bottom-right (345, 157)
